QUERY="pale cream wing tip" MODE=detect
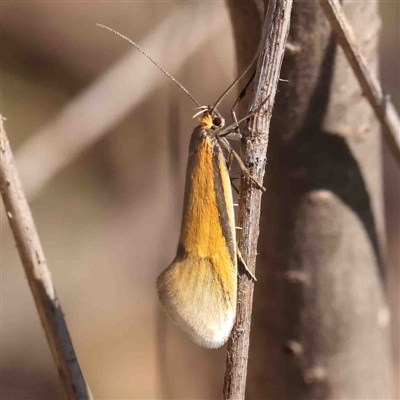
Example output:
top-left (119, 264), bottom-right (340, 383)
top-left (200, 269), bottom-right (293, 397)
top-left (196, 309), bottom-right (236, 349)
top-left (158, 286), bottom-right (235, 348)
top-left (157, 265), bottom-right (236, 349)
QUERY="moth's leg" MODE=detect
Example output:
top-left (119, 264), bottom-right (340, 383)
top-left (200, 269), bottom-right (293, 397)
top-left (237, 246), bottom-right (257, 281)
top-left (230, 177), bottom-right (240, 195)
top-left (217, 95), bottom-right (269, 139)
top-left (227, 149), bottom-right (234, 171)
top-left (231, 70), bottom-right (256, 139)
top-left (225, 144), bottom-right (238, 194)
top-left (218, 137), bottom-right (266, 192)
top-left (224, 142), bottom-right (238, 195)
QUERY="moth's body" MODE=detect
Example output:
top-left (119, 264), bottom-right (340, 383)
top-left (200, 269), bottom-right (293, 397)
top-left (157, 112), bottom-right (237, 349)
top-left (96, 24), bottom-right (262, 350)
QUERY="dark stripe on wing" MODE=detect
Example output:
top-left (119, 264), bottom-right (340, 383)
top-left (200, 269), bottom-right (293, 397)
top-left (211, 141), bottom-right (236, 264)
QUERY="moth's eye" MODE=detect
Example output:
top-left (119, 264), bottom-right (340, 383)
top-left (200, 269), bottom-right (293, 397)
top-left (213, 117), bottom-right (222, 127)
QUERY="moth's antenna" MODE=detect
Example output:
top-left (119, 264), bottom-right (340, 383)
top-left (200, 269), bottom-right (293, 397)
top-left (96, 23), bottom-right (201, 107)
top-left (212, 48), bottom-right (259, 111)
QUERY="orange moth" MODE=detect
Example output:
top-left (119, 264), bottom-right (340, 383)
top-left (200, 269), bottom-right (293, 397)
top-left (157, 110), bottom-right (238, 348)
top-left (96, 23), bottom-right (263, 349)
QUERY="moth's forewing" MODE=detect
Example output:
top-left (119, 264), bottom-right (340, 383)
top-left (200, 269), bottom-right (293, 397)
top-left (157, 126), bottom-right (237, 349)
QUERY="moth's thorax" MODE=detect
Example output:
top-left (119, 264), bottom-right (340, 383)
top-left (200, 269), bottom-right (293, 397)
top-left (189, 126), bottom-right (217, 156)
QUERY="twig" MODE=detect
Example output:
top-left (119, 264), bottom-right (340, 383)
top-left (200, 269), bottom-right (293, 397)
top-left (319, 0), bottom-right (400, 167)
top-left (0, 116), bottom-right (91, 400)
top-left (223, 1), bottom-right (293, 399)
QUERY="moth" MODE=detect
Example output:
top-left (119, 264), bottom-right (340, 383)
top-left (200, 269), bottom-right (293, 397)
top-left (97, 23), bottom-right (264, 349)
top-left (157, 102), bottom-right (264, 348)
top-left (157, 108), bottom-right (238, 348)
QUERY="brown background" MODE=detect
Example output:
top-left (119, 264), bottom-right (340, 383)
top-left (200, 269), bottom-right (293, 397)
top-left (1, 2), bottom-right (398, 399)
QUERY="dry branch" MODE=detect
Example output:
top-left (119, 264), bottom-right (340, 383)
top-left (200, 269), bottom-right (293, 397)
top-left (244, 1), bottom-right (394, 398)
top-left (319, 0), bottom-right (400, 167)
top-left (223, 1), bottom-right (293, 399)
top-left (0, 116), bottom-right (91, 400)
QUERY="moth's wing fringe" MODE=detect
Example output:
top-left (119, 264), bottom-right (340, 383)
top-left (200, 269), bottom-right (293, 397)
top-left (157, 254), bottom-right (236, 349)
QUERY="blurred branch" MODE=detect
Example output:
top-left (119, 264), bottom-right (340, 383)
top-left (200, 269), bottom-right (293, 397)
top-left (13, 2), bottom-right (229, 201)
top-left (223, 1), bottom-right (293, 399)
top-left (0, 116), bottom-right (91, 399)
top-left (319, 0), bottom-right (400, 167)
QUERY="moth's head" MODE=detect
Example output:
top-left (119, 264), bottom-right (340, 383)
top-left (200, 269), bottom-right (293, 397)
top-left (194, 106), bottom-right (225, 130)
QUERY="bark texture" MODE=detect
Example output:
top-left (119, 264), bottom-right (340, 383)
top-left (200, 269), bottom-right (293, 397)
top-left (228, 0), bottom-right (394, 399)
top-left (224, 1), bottom-right (293, 399)
top-left (0, 117), bottom-right (91, 400)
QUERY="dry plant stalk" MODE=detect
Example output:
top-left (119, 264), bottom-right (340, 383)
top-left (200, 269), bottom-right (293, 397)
top-left (223, 1), bottom-right (293, 399)
top-left (0, 116), bottom-right (91, 400)
top-left (225, 1), bottom-right (394, 399)
top-left (319, 0), bottom-right (400, 167)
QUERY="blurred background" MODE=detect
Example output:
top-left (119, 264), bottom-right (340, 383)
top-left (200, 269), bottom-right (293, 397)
top-left (1, 2), bottom-right (398, 399)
